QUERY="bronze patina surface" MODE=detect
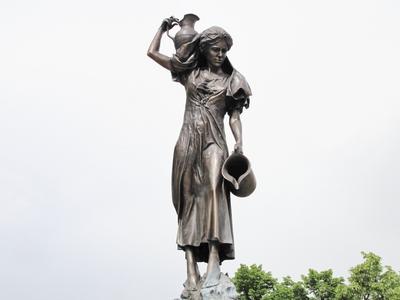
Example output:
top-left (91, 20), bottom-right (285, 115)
top-left (147, 14), bottom-right (254, 297)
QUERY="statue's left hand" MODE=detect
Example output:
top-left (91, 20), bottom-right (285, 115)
top-left (234, 142), bottom-right (243, 154)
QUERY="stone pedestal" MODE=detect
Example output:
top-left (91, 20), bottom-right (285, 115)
top-left (176, 273), bottom-right (238, 300)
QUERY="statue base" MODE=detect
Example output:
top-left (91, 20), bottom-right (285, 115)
top-left (176, 273), bottom-right (238, 300)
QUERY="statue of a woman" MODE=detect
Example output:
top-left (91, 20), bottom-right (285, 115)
top-left (147, 16), bottom-right (252, 292)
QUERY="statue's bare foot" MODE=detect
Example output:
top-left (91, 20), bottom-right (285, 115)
top-left (185, 247), bottom-right (200, 290)
top-left (203, 241), bottom-right (221, 288)
top-left (184, 274), bottom-right (200, 291)
top-left (203, 262), bottom-right (221, 288)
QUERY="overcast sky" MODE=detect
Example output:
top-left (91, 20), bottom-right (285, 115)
top-left (1, 0), bottom-right (399, 299)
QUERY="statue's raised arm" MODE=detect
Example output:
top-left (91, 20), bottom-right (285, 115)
top-left (147, 17), bottom-right (179, 70)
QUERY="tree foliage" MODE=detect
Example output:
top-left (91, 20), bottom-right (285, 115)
top-left (262, 276), bottom-right (308, 300)
top-left (233, 252), bottom-right (400, 300)
top-left (302, 269), bottom-right (345, 300)
top-left (233, 264), bottom-right (277, 300)
top-left (347, 252), bottom-right (400, 300)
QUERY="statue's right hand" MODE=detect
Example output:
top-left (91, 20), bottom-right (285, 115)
top-left (160, 16), bottom-right (179, 32)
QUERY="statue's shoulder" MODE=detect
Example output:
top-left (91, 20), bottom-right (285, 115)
top-left (228, 69), bottom-right (252, 98)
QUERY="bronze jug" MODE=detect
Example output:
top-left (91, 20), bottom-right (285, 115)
top-left (222, 153), bottom-right (257, 197)
top-left (168, 13), bottom-right (200, 50)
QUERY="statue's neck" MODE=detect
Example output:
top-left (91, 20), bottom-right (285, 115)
top-left (207, 64), bottom-right (224, 75)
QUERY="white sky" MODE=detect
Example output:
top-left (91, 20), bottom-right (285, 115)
top-left (1, 0), bottom-right (399, 299)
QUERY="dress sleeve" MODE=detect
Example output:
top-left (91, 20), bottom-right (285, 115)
top-left (170, 35), bottom-right (200, 85)
top-left (170, 53), bottom-right (196, 85)
top-left (226, 70), bottom-right (252, 115)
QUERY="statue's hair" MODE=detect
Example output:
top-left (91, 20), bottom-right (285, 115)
top-left (199, 26), bottom-right (233, 53)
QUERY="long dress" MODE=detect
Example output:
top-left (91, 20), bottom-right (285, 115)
top-left (171, 64), bottom-right (251, 263)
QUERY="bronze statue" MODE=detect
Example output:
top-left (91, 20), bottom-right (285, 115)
top-left (147, 14), bottom-right (255, 298)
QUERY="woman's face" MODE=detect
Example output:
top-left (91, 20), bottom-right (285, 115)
top-left (205, 39), bottom-right (228, 69)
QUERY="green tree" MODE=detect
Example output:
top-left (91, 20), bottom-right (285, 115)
top-left (334, 284), bottom-right (355, 300)
top-left (348, 252), bottom-right (383, 299)
top-left (348, 252), bottom-right (400, 299)
top-left (379, 266), bottom-right (400, 299)
top-left (302, 269), bottom-right (345, 300)
top-left (233, 264), bottom-right (277, 300)
top-left (233, 252), bottom-right (400, 300)
top-left (262, 276), bottom-right (308, 300)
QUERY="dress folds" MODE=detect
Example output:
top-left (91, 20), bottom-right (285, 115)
top-left (170, 54), bottom-right (251, 263)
